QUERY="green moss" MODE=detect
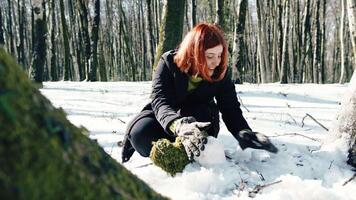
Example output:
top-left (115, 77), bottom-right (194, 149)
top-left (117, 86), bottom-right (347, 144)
top-left (0, 48), bottom-right (168, 200)
top-left (150, 137), bottom-right (191, 176)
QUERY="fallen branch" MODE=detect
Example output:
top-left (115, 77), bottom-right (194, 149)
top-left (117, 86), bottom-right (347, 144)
top-left (248, 180), bottom-right (282, 198)
top-left (328, 160), bottom-right (334, 170)
top-left (301, 113), bottom-right (328, 131)
top-left (135, 163), bottom-right (153, 168)
top-left (270, 132), bottom-right (321, 142)
top-left (286, 113), bottom-right (298, 125)
top-left (342, 173), bottom-right (356, 186)
top-left (234, 176), bottom-right (247, 197)
top-left (238, 96), bottom-right (250, 112)
top-left (256, 170), bottom-right (265, 181)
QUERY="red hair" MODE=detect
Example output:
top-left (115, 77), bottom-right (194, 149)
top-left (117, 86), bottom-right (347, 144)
top-left (174, 23), bottom-right (228, 82)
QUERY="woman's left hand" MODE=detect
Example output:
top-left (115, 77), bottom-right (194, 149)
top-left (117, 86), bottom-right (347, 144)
top-left (235, 129), bottom-right (279, 153)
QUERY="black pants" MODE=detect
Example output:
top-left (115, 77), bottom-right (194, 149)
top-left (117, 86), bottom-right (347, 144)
top-left (121, 102), bottom-right (219, 162)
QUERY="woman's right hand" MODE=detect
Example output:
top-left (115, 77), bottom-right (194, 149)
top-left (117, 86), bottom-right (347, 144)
top-left (174, 117), bottom-right (210, 160)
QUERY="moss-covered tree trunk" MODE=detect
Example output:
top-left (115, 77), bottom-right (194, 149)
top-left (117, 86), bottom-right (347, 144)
top-left (153, 0), bottom-right (185, 71)
top-left (0, 48), bottom-right (168, 200)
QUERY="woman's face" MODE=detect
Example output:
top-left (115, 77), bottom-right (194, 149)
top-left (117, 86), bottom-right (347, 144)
top-left (205, 45), bottom-right (223, 77)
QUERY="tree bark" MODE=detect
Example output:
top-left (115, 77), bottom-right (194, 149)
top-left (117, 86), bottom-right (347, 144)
top-left (89, 0), bottom-right (100, 81)
top-left (50, 0), bottom-right (58, 81)
top-left (312, 0), bottom-right (322, 83)
top-left (191, 0), bottom-right (197, 27)
top-left (29, 0), bottom-right (47, 84)
top-left (0, 47), bottom-right (168, 200)
top-left (339, 0), bottom-right (347, 84)
top-left (256, 0), bottom-right (268, 83)
top-left (231, 0), bottom-right (248, 84)
top-left (153, 0), bottom-right (185, 70)
top-left (347, 0), bottom-right (356, 68)
top-left (299, 0), bottom-right (312, 83)
top-left (280, 0), bottom-right (290, 84)
top-left (0, 7), bottom-right (5, 45)
top-left (215, 0), bottom-right (225, 29)
top-left (145, 0), bottom-right (155, 74)
top-left (59, 0), bottom-right (71, 81)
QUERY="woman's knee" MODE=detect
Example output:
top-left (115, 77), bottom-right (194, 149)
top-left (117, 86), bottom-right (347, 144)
top-left (129, 117), bottom-right (165, 157)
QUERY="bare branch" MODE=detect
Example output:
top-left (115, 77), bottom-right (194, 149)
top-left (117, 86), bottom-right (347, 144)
top-left (238, 96), bottom-right (250, 112)
top-left (342, 173), bottom-right (356, 186)
top-left (301, 113), bottom-right (328, 131)
top-left (286, 113), bottom-right (298, 125)
top-left (248, 180), bottom-right (282, 198)
top-left (328, 160), bottom-right (334, 170)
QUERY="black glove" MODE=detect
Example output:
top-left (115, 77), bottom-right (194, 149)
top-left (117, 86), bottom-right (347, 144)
top-left (235, 129), bottom-right (278, 153)
top-left (174, 117), bottom-right (210, 160)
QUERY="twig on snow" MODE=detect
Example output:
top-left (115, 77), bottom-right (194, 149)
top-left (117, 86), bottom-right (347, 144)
top-left (234, 176), bottom-right (247, 197)
top-left (238, 96), bottom-right (250, 112)
top-left (342, 173), bottom-right (356, 186)
top-left (135, 162), bottom-right (153, 168)
top-left (256, 170), bottom-right (265, 181)
top-left (117, 118), bottom-right (126, 124)
top-left (248, 180), bottom-right (282, 198)
top-left (301, 113), bottom-right (328, 131)
top-left (270, 132), bottom-right (321, 142)
top-left (328, 160), bottom-right (334, 170)
top-left (286, 113), bottom-right (298, 125)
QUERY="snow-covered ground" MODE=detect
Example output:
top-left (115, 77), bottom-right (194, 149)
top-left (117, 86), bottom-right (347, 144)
top-left (40, 82), bottom-right (355, 200)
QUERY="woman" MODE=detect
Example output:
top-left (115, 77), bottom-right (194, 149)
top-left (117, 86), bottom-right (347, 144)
top-left (121, 23), bottom-right (277, 163)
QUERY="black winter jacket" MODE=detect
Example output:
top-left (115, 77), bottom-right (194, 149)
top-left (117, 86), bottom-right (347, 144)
top-left (150, 50), bottom-right (251, 136)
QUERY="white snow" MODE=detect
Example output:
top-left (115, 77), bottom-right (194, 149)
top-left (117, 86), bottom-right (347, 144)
top-left (40, 82), bottom-right (356, 200)
top-left (195, 137), bottom-right (227, 167)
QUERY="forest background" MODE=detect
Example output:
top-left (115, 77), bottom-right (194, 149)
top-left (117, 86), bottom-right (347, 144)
top-left (0, 0), bottom-right (355, 84)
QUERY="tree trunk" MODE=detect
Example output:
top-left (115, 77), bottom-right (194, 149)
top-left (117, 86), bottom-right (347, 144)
top-left (299, 0), bottom-right (312, 83)
top-left (256, 0), bottom-right (268, 83)
top-left (0, 47), bottom-right (168, 200)
top-left (29, 0), bottom-right (47, 84)
top-left (153, 0), bottom-right (186, 70)
top-left (89, 0), bottom-right (100, 81)
top-left (191, 0), bottom-right (197, 27)
top-left (280, 0), bottom-right (290, 84)
top-left (50, 0), bottom-right (58, 81)
top-left (17, 0), bottom-right (27, 69)
top-left (7, 0), bottom-right (17, 58)
top-left (78, 0), bottom-right (90, 81)
top-left (231, 0), bottom-right (248, 84)
top-left (59, 0), bottom-right (71, 81)
top-left (119, 1), bottom-right (136, 81)
top-left (145, 0), bottom-right (155, 74)
top-left (215, 0), bottom-right (225, 29)
top-left (347, 0), bottom-right (356, 68)
top-left (339, 0), bottom-right (346, 84)
top-left (0, 8), bottom-right (5, 45)
top-left (312, 0), bottom-right (322, 83)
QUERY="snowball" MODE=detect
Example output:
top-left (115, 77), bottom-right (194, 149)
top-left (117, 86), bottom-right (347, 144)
top-left (194, 137), bottom-right (226, 167)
